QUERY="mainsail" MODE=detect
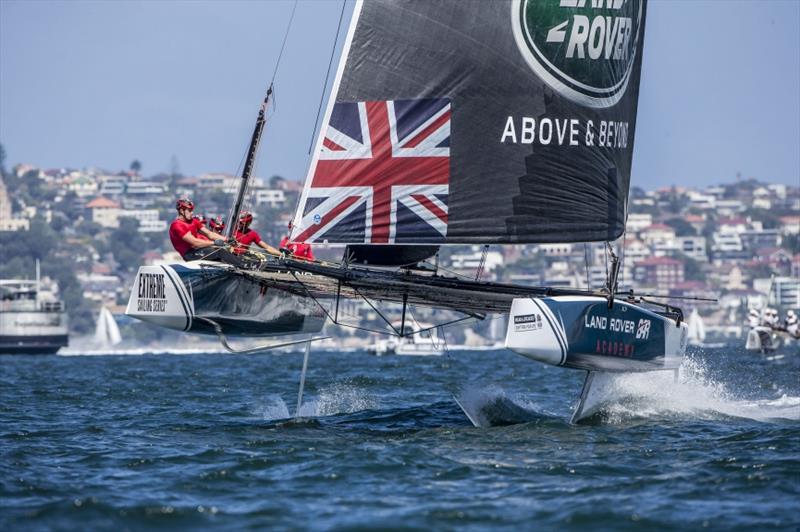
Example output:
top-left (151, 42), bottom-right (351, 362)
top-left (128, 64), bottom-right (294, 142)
top-left (293, 0), bottom-right (647, 245)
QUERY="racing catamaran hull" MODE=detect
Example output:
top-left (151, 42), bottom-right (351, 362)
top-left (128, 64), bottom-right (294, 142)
top-left (125, 261), bottom-right (326, 337)
top-left (505, 296), bottom-right (688, 422)
top-left (745, 326), bottom-right (779, 353)
top-left (506, 296), bottom-right (687, 372)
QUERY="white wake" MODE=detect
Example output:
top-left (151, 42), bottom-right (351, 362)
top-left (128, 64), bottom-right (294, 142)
top-left (593, 358), bottom-right (800, 423)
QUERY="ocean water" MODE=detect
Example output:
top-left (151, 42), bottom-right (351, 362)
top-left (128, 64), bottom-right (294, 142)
top-left (1, 345), bottom-right (798, 530)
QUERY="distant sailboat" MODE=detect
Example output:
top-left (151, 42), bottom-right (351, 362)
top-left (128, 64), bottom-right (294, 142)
top-left (94, 306), bottom-right (122, 348)
top-left (686, 309), bottom-right (724, 349)
top-left (686, 309), bottom-right (705, 346)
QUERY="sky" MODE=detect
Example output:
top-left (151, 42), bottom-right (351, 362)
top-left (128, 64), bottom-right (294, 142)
top-left (1, 0), bottom-right (798, 190)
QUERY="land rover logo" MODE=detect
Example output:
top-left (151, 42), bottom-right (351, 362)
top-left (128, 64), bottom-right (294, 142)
top-left (511, 0), bottom-right (643, 108)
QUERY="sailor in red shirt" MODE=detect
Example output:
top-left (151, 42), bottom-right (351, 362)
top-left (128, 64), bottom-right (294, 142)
top-left (232, 211), bottom-right (280, 256)
top-left (207, 215), bottom-right (225, 234)
top-left (168, 198), bottom-right (246, 267)
top-left (280, 221), bottom-right (315, 261)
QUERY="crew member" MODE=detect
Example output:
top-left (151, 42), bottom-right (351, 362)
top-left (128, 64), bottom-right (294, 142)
top-left (785, 310), bottom-right (798, 338)
top-left (169, 198), bottom-right (245, 267)
top-left (280, 220), bottom-right (315, 261)
top-left (747, 308), bottom-right (761, 329)
top-left (233, 211), bottom-right (281, 256)
top-left (208, 215), bottom-right (225, 234)
top-left (765, 308), bottom-right (780, 328)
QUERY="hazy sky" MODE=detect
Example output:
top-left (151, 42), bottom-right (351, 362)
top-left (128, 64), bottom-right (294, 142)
top-left (1, 0), bottom-right (798, 190)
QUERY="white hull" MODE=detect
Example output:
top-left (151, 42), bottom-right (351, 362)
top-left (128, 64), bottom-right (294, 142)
top-left (505, 296), bottom-right (687, 372)
top-left (125, 262), bottom-right (326, 338)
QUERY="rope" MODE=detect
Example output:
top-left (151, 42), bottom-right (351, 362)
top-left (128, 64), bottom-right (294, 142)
top-left (419, 260), bottom-right (475, 282)
top-left (307, 0), bottom-right (348, 155)
top-left (475, 244), bottom-right (489, 281)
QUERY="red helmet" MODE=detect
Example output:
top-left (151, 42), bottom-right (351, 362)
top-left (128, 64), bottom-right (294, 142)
top-left (176, 197), bottom-right (194, 211)
top-left (239, 211), bottom-right (253, 227)
top-left (209, 216), bottom-right (225, 231)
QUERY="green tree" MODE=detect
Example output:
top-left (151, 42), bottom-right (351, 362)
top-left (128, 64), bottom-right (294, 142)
top-left (666, 186), bottom-right (687, 214)
top-left (269, 175), bottom-right (286, 188)
top-left (0, 143), bottom-right (6, 177)
top-left (743, 208), bottom-right (781, 229)
top-left (109, 217), bottom-right (147, 271)
top-left (75, 220), bottom-right (104, 238)
top-left (781, 234), bottom-right (799, 255)
top-left (130, 159), bottom-right (142, 174)
top-left (750, 262), bottom-right (775, 279)
top-left (676, 253), bottom-right (704, 282)
top-left (665, 218), bottom-right (696, 237)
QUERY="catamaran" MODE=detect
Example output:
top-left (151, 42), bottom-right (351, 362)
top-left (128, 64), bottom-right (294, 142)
top-left (126, 0), bottom-right (692, 421)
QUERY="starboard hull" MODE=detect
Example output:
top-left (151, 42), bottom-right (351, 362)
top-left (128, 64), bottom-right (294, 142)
top-left (125, 262), bottom-right (326, 338)
top-left (505, 296), bottom-right (687, 372)
top-left (745, 327), bottom-right (779, 353)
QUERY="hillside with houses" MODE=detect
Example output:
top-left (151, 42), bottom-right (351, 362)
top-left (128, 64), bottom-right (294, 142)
top-left (0, 155), bottom-right (797, 344)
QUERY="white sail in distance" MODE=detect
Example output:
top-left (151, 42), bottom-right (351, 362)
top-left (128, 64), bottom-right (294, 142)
top-left (686, 309), bottom-right (706, 345)
top-left (94, 306), bottom-right (122, 348)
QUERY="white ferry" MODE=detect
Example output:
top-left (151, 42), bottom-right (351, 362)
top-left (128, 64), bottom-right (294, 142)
top-left (0, 268), bottom-right (69, 354)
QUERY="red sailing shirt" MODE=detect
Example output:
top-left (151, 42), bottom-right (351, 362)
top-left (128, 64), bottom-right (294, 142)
top-left (233, 229), bottom-right (262, 255)
top-left (169, 217), bottom-right (209, 257)
top-left (280, 236), bottom-right (315, 261)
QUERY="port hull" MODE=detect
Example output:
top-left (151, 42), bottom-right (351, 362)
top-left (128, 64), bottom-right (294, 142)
top-left (126, 262), bottom-right (326, 337)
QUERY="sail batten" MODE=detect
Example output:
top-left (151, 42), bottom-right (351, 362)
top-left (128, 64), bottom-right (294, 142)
top-left (293, 0), bottom-right (646, 245)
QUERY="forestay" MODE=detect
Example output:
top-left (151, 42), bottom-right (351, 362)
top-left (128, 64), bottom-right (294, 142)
top-left (292, 0), bottom-right (647, 245)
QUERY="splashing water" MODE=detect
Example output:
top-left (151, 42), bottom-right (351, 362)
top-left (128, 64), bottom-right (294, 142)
top-left (455, 384), bottom-right (545, 427)
top-left (593, 357), bottom-right (800, 423)
top-left (297, 381), bottom-right (380, 418)
top-left (453, 356), bottom-right (799, 426)
top-left (252, 394), bottom-right (291, 421)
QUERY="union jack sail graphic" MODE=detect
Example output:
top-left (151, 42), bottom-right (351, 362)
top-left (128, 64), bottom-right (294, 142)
top-left (293, 98), bottom-right (450, 244)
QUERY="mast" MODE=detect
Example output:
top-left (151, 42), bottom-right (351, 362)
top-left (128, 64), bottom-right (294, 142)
top-left (227, 84), bottom-right (273, 240)
top-left (35, 259), bottom-right (40, 307)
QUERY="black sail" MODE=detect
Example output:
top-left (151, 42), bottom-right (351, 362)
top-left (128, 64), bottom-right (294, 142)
top-left (293, 0), bottom-right (646, 245)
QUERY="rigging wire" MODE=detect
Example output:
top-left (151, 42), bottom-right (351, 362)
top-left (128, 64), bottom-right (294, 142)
top-left (620, 229), bottom-right (628, 289)
top-left (225, 1), bottom-right (298, 232)
top-left (583, 243), bottom-right (590, 289)
top-left (475, 245), bottom-right (490, 281)
top-left (307, 0), bottom-right (348, 155)
top-left (419, 260), bottom-right (475, 282)
top-left (270, 0), bottom-right (299, 87)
